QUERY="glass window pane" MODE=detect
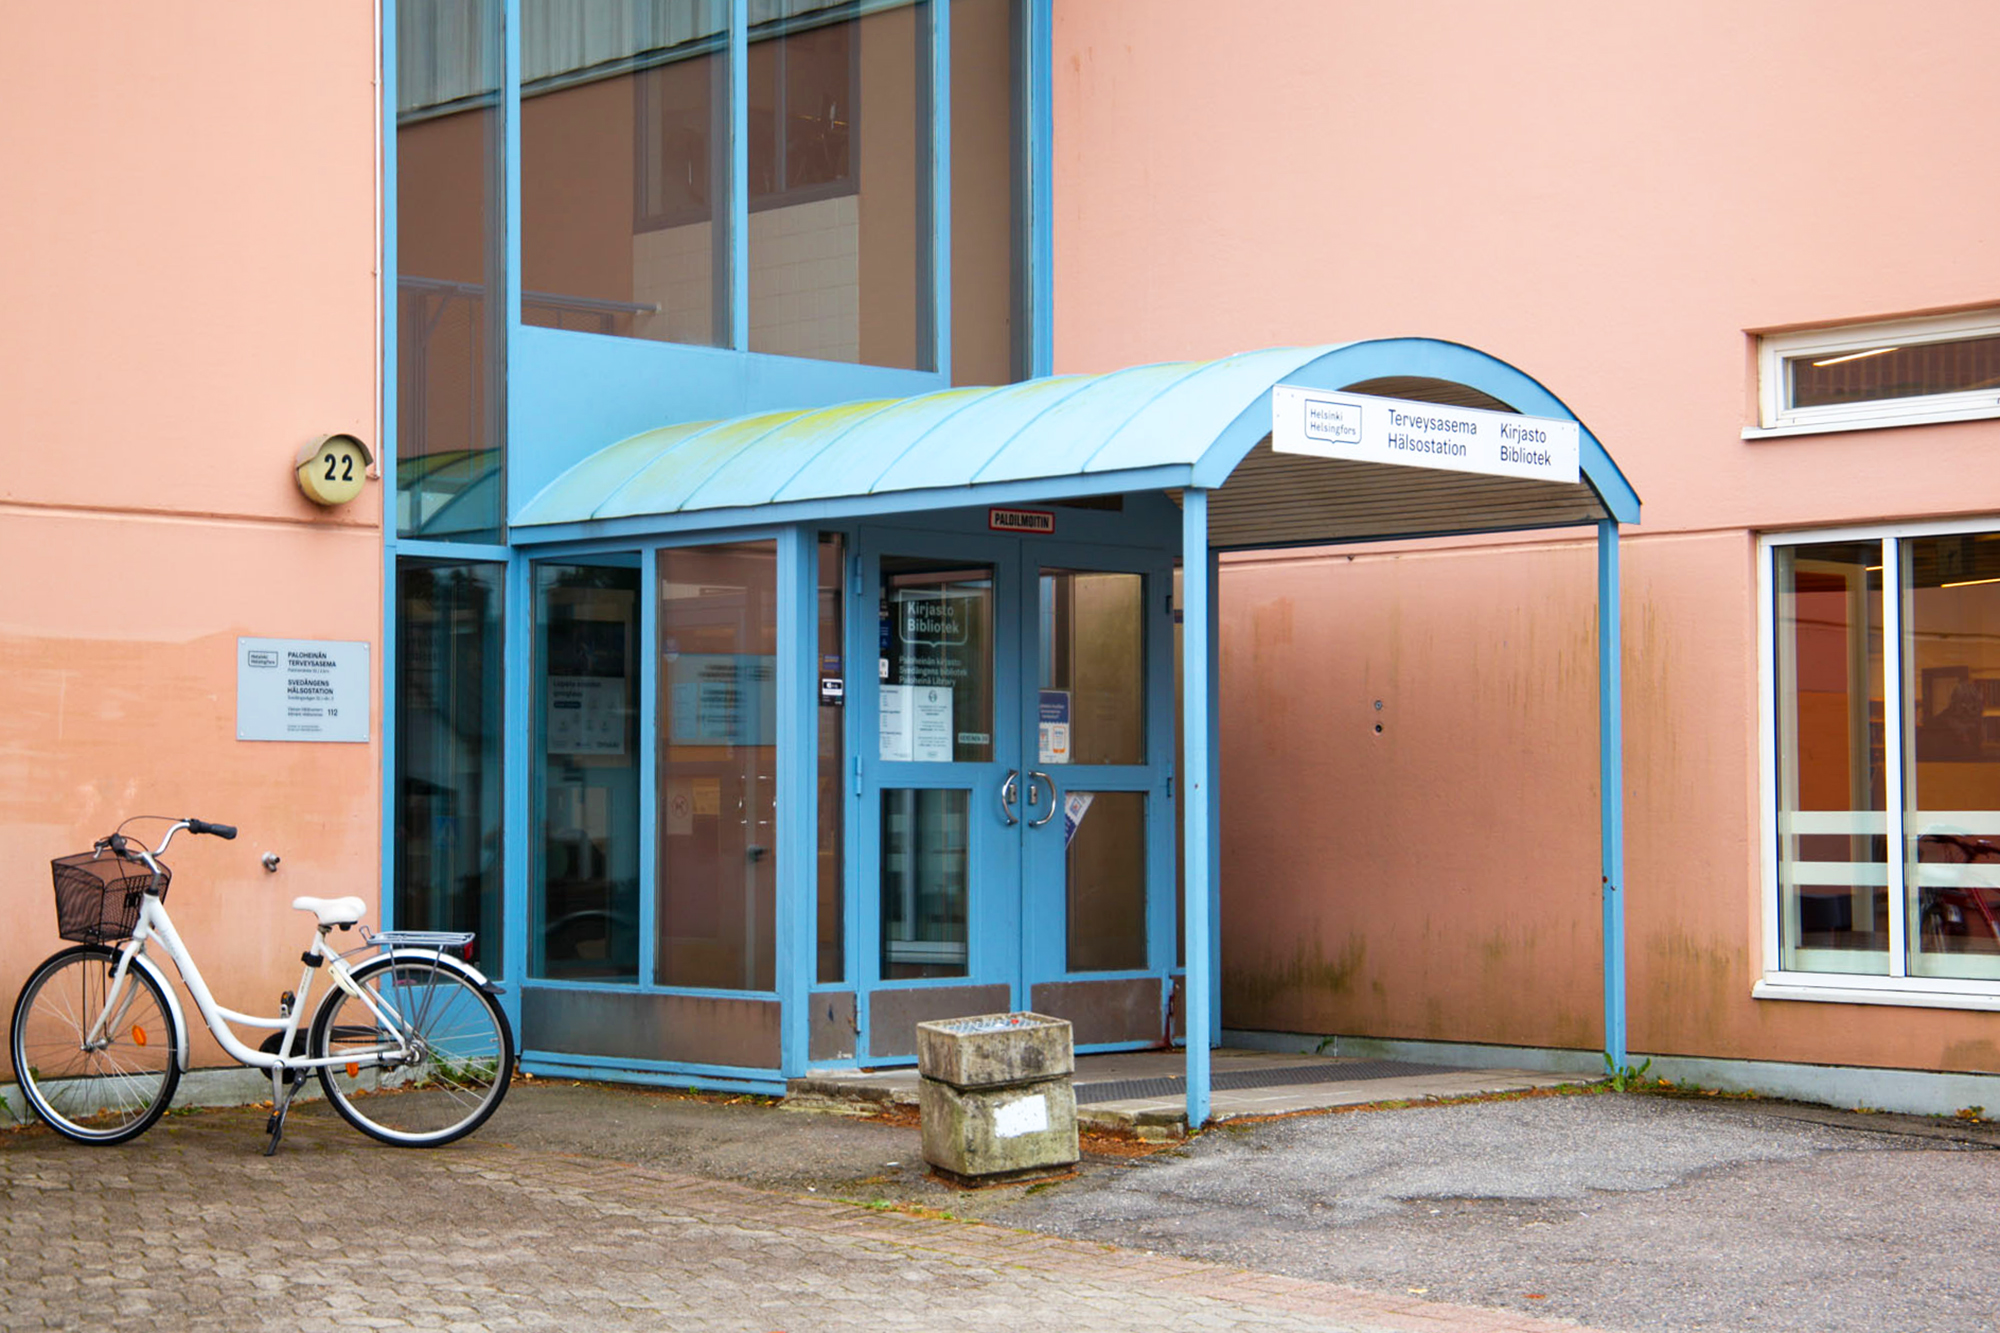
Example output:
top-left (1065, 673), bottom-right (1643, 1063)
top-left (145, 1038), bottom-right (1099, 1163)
top-left (1788, 335), bottom-right (2000, 410)
top-left (950, 0), bottom-right (1022, 385)
top-left (1040, 570), bottom-right (1144, 766)
top-left (1903, 533), bottom-right (2000, 981)
top-left (534, 560), bottom-right (642, 981)
top-left (397, 0), bottom-right (505, 540)
top-left (1773, 542), bottom-right (1887, 974)
top-left (521, 0), bottom-right (729, 346)
top-left (395, 560), bottom-right (505, 977)
top-left (818, 534), bottom-right (846, 983)
top-left (749, 1), bottom-right (930, 367)
top-left (879, 558), bottom-right (992, 763)
top-left (881, 788), bottom-right (967, 978)
top-left (1066, 790), bottom-right (1146, 973)
top-left (657, 541), bottom-right (779, 991)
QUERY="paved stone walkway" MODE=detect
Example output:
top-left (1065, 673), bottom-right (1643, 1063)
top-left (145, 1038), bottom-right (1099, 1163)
top-left (0, 1106), bottom-right (1602, 1333)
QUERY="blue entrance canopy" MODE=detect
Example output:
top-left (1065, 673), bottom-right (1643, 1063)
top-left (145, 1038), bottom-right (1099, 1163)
top-left (513, 339), bottom-right (1638, 543)
top-left (509, 337), bottom-right (1641, 1129)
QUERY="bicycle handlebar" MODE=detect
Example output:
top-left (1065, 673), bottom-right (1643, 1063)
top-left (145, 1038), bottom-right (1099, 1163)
top-left (186, 818), bottom-right (237, 840)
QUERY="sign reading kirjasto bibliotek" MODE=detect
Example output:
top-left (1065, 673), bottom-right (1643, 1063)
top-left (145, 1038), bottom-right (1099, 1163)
top-left (237, 638), bottom-right (370, 743)
top-left (1270, 385), bottom-right (1580, 485)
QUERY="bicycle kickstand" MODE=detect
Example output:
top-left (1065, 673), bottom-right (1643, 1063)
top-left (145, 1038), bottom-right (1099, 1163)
top-left (264, 1067), bottom-right (305, 1157)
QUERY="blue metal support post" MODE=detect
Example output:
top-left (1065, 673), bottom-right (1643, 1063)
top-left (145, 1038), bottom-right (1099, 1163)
top-left (1182, 489), bottom-right (1213, 1127)
top-left (1597, 519), bottom-right (1628, 1071)
top-left (776, 526), bottom-right (817, 1078)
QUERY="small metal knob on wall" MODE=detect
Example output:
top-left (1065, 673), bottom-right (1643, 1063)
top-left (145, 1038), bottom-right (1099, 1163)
top-left (262, 853), bottom-right (282, 873)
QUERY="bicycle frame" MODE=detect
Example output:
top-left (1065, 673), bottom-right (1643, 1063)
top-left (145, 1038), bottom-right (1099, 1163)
top-left (78, 846), bottom-right (431, 1095)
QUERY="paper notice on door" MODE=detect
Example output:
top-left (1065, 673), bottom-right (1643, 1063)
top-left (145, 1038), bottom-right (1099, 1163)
top-left (1038, 689), bottom-right (1071, 765)
top-left (879, 683), bottom-right (914, 761)
top-left (1062, 790), bottom-right (1094, 846)
top-left (911, 686), bottom-right (954, 762)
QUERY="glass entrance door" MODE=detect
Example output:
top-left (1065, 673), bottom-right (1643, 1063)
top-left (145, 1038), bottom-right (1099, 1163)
top-left (854, 529), bottom-right (1174, 1060)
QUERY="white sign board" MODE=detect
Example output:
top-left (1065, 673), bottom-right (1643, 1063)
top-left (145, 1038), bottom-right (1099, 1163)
top-left (1271, 385), bottom-right (1580, 485)
top-left (237, 638), bottom-right (370, 743)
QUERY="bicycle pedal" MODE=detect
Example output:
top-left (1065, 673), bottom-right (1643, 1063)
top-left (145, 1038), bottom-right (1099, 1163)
top-left (265, 1114), bottom-right (280, 1135)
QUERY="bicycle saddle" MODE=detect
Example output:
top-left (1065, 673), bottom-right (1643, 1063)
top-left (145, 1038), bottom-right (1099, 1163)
top-left (292, 895), bottom-right (366, 927)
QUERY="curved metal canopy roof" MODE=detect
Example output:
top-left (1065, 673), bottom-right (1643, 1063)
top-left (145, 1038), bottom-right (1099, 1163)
top-left (513, 339), bottom-right (1639, 547)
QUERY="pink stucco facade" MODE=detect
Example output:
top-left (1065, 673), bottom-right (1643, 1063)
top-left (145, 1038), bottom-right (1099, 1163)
top-left (1, 8), bottom-right (382, 1074)
top-left (1052, 1), bottom-right (2000, 1074)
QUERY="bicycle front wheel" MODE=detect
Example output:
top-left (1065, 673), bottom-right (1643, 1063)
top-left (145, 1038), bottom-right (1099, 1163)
top-left (310, 953), bottom-right (513, 1147)
top-left (10, 945), bottom-right (181, 1144)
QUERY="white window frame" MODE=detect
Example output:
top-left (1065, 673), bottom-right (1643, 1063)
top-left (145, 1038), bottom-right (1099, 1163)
top-left (1746, 308), bottom-right (2000, 438)
top-left (1757, 516), bottom-right (2000, 1010)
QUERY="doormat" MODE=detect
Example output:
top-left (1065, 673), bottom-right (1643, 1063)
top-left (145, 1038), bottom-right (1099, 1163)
top-left (1073, 1059), bottom-right (1471, 1106)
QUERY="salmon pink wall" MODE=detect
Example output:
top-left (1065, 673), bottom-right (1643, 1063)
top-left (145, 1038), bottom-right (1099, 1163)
top-left (0, 9), bottom-right (380, 1073)
top-left (1054, 1), bottom-right (2000, 1072)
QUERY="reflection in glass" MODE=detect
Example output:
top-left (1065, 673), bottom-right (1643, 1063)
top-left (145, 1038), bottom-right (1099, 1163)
top-left (748, 1), bottom-right (930, 367)
top-left (395, 560), bottom-right (504, 976)
top-left (1040, 570), bottom-right (1144, 766)
top-left (1788, 335), bottom-right (2000, 410)
top-left (818, 534), bottom-right (846, 983)
top-left (879, 559), bottom-right (993, 764)
top-left (1904, 533), bottom-right (2000, 981)
top-left (881, 789), bottom-right (968, 979)
top-left (1066, 790), bottom-right (1146, 973)
top-left (397, 0), bottom-right (505, 539)
top-left (522, 0), bottom-right (730, 346)
top-left (533, 561), bottom-right (642, 981)
top-left (950, 0), bottom-right (1023, 385)
top-left (657, 542), bottom-right (779, 991)
top-left (1773, 542), bottom-right (1887, 973)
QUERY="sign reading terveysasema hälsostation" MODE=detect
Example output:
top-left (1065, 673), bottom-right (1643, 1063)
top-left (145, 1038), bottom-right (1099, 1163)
top-left (1270, 385), bottom-right (1580, 485)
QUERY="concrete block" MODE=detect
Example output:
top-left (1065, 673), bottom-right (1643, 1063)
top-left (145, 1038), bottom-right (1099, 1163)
top-left (915, 1012), bottom-right (1074, 1089)
top-left (918, 1075), bottom-right (1079, 1181)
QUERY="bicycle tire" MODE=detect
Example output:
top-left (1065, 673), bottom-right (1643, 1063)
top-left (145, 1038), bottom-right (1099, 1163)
top-left (10, 945), bottom-right (181, 1144)
top-left (309, 952), bottom-right (513, 1147)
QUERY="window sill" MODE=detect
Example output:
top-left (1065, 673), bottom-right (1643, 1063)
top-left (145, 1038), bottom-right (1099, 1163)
top-left (1743, 401), bottom-right (2000, 440)
top-left (1754, 975), bottom-right (2000, 1011)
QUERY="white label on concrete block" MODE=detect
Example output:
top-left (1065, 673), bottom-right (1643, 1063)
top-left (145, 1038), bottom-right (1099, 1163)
top-left (993, 1092), bottom-right (1050, 1139)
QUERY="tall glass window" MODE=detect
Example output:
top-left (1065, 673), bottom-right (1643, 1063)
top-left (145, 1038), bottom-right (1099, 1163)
top-left (949, 0), bottom-right (1022, 386)
top-left (397, 0), bottom-right (506, 539)
top-left (495, 0), bottom-right (1025, 374)
top-left (817, 533), bottom-right (846, 983)
top-left (395, 560), bottom-right (505, 976)
top-left (1903, 534), bottom-right (2000, 983)
top-left (1770, 527), bottom-right (2000, 989)
top-left (533, 559), bottom-right (643, 980)
top-left (747, 0), bottom-right (931, 368)
top-left (522, 0), bottom-right (731, 346)
top-left (1773, 542), bottom-right (1887, 974)
top-left (657, 541), bottom-right (779, 991)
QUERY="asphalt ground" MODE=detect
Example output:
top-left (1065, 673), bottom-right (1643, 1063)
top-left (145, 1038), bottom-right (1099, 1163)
top-left (3, 1077), bottom-right (1996, 1331)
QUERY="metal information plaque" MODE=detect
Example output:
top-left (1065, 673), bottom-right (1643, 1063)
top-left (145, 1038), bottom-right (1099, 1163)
top-left (237, 637), bottom-right (370, 743)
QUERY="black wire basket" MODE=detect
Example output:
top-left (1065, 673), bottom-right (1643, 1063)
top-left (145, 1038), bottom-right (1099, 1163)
top-left (50, 851), bottom-right (169, 945)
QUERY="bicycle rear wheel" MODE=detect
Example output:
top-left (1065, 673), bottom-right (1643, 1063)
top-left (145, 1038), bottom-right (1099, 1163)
top-left (10, 945), bottom-right (181, 1144)
top-left (310, 953), bottom-right (513, 1147)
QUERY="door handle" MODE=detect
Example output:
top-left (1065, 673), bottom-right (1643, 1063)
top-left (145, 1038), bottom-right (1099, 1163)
top-left (998, 770), bottom-right (1019, 826)
top-left (1028, 770), bottom-right (1058, 828)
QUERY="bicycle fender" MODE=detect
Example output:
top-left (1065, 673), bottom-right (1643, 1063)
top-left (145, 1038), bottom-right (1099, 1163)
top-left (384, 948), bottom-right (491, 988)
top-left (127, 951), bottom-right (192, 1074)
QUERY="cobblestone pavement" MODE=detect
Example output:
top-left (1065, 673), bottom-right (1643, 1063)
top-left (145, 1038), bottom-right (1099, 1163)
top-left (0, 1101), bottom-right (1599, 1333)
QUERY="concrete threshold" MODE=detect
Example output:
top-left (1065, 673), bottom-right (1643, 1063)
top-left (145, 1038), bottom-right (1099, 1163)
top-left (786, 1046), bottom-right (1584, 1131)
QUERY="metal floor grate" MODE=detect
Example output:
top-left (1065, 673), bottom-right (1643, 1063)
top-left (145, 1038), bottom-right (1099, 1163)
top-left (1074, 1059), bottom-right (1470, 1106)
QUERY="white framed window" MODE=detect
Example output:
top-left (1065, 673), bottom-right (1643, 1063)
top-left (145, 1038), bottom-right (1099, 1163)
top-left (1758, 518), bottom-right (2000, 1009)
top-left (1749, 309), bottom-right (2000, 437)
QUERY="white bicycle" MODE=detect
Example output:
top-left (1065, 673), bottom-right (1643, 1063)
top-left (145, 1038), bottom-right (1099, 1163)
top-left (9, 816), bottom-right (513, 1153)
